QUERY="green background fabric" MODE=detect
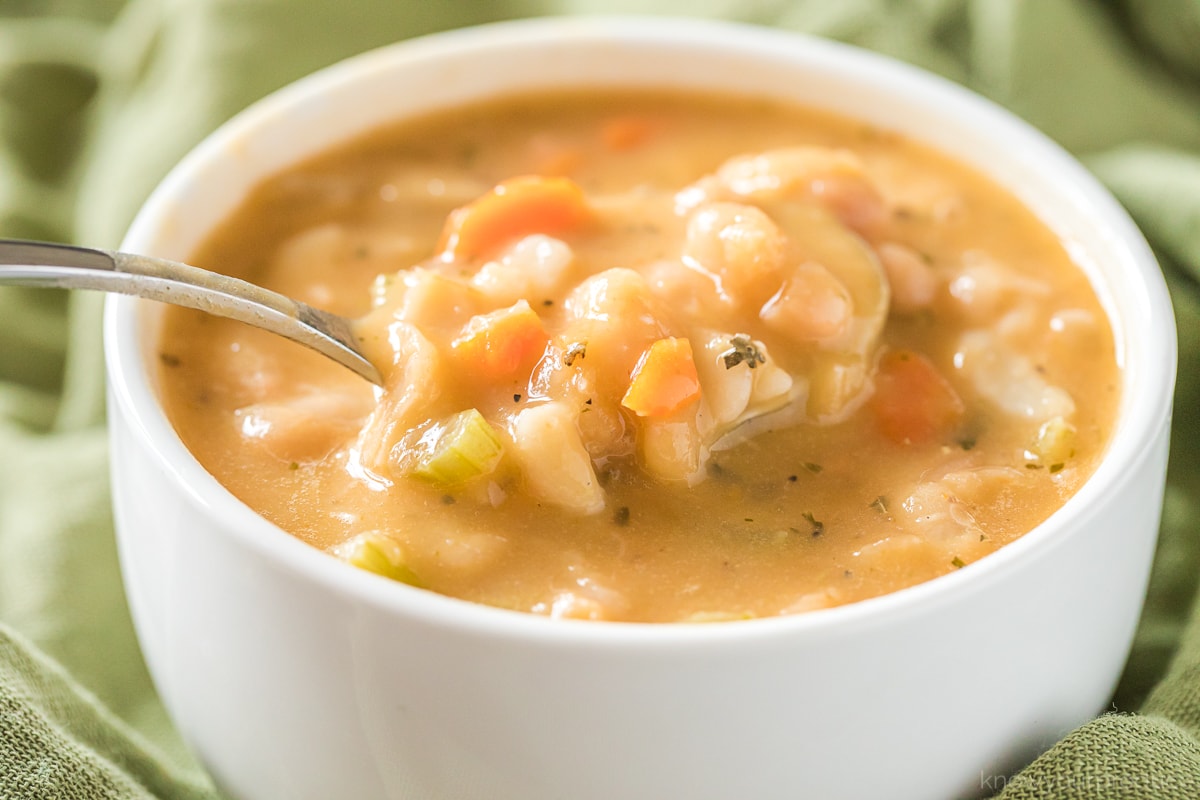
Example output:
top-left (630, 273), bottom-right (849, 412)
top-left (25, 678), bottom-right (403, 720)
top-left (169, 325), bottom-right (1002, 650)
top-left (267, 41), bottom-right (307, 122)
top-left (0, 1), bottom-right (1198, 797)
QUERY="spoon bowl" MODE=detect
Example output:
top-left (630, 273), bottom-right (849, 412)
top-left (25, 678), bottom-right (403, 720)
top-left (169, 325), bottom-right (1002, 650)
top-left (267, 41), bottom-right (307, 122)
top-left (0, 239), bottom-right (383, 385)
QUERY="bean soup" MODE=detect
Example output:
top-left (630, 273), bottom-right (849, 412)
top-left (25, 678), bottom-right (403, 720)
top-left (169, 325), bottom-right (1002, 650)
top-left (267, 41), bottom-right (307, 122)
top-left (158, 91), bottom-right (1119, 622)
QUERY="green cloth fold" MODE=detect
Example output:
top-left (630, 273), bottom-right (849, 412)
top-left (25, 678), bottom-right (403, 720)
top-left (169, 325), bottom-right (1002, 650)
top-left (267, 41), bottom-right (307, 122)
top-left (1, 1), bottom-right (1198, 798)
top-left (0, 625), bottom-right (216, 800)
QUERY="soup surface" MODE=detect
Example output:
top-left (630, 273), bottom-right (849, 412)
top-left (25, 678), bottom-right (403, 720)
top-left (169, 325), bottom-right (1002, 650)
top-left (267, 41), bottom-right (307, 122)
top-left (159, 91), bottom-right (1119, 622)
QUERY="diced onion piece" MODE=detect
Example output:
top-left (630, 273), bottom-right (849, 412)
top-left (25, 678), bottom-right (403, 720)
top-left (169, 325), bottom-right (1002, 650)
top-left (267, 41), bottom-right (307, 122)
top-left (692, 332), bottom-right (795, 447)
top-left (901, 482), bottom-right (982, 543)
top-left (749, 358), bottom-right (794, 410)
top-left (574, 388), bottom-right (632, 463)
top-left (899, 467), bottom-right (1030, 544)
top-left (510, 402), bottom-right (605, 514)
top-left (694, 331), bottom-right (753, 427)
top-left (355, 322), bottom-right (442, 472)
top-left (400, 408), bottom-right (505, 486)
top-left (641, 417), bottom-right (703, 484)
top-left (336, 532), bottom-right (423, 587)
top-left (621, 337), bottom-right (701, 417)
top-left (849, 536), bottom-right (940, 580)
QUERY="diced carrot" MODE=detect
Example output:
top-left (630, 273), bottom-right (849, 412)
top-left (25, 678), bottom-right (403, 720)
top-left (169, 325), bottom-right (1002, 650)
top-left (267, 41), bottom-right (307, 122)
top-left (621, 337), bottom-right (702, 417)
top-left (535, 147), bottom-right (584, 176)
top-left (601, 115), bottom-right (661, 151)
top-left (437, 176), bottom-right (590, 260)
top-left (870, 349), bottom-right (964, 445)
top-left (451, 300), bottom-right (549, 379)
top-left (527, 133), bottom-right (584, 177)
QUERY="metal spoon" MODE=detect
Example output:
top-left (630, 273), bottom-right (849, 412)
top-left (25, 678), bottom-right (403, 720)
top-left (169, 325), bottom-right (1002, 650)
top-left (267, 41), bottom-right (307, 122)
top-left (0, 239), bottom-right (383, 386)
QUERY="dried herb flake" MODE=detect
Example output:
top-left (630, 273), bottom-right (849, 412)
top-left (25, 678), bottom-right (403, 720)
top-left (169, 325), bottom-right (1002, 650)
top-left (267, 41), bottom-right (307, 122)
top-left (720, 333), bottom-right (767, 370)
top-left (564, 342), bottom-right (587, 366)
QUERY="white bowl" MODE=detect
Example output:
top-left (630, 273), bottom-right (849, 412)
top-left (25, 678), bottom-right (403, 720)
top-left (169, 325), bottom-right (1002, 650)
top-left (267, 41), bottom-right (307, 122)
top-left (105, 17), bottom-right (1176, 800)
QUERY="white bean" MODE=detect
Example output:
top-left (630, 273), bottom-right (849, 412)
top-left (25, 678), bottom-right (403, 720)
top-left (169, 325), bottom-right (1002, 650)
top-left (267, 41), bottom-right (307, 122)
top-left (682, 202), bottom-right (785, 301)
top-left (471, 235), bottom-right (575, 307)
top-left (701, 147), bottom-right (887, 233)
top-left (760, 261), bottom-right (853, 342)
top-left (877, 242), bottom-right (937, 313)
top-left (955, 330), bottom-right (1075, 422)
top-left (237, 388), bottom-right (372, 462)
top-left (509, 401), bottom-right (605, 514)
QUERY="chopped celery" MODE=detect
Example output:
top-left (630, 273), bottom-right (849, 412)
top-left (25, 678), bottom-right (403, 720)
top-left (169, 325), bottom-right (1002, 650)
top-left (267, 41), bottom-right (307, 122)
top-left (339, 532), bottom-right (423, 587)
top-left (1029, 416), bottom-right (1076, 467)
top-left (413, 408), bottom-right (505, 485)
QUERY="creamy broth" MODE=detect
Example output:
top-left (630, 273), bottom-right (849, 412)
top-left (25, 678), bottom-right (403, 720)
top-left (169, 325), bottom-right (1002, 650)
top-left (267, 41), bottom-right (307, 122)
top-left (158, 91), bottom-right (1119, 622)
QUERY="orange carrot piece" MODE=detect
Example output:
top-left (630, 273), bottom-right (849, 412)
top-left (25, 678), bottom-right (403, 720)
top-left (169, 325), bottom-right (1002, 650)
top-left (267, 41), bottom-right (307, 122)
top-left (534, 146), bottom-right (584, 176)
top-left (451, 300), bottom-right (549, 379)
top-left (621, 337), bottom-right (702, 417)
top-left (870, 349), bottom-right (964, 445)
top-left (438, 176), bottom-right (590, 260)
top-left (601, 116), bottom-right (661, 151)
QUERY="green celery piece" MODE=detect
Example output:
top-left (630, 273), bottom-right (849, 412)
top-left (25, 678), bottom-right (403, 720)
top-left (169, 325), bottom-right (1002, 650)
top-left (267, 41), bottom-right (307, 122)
top-left (415, 408), bottom-right (504, 485)
top-left (1030, 415), bottom-right (1077, 466)
top-left (345, 532), bottom-right (423, 587)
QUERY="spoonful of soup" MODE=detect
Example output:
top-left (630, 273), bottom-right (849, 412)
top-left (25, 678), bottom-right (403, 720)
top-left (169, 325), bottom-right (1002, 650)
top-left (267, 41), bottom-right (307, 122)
top-left (0, 238), bottom-right (384, 386)
top-left (1, 154), bottom-right (890, 514)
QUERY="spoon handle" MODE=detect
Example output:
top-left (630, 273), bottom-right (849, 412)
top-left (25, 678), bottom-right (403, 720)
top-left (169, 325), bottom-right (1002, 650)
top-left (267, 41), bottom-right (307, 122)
top-left (0, 239), bottom-right (383, 385)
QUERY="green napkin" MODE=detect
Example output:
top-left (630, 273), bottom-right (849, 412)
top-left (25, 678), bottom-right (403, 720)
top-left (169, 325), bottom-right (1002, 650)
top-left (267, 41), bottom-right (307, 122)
top-left (1, 1), bottom-right (1198, 798)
